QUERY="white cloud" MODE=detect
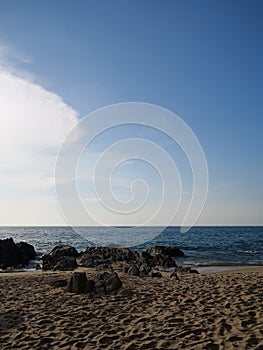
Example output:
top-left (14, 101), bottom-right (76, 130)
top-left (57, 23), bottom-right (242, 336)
top-left (0, 49), bottom-right (79, 224)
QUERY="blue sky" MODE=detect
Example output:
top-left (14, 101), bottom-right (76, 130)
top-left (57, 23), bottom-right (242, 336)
top-left (0, 0), bottom-right (262, 225)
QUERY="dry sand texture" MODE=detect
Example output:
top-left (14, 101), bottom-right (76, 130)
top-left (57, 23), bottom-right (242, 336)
top-left (0, 269), bottom-right (262, 350)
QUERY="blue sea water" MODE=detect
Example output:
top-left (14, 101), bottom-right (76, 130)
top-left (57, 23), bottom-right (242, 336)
top-left (0, 226), bottom-right (262, 268)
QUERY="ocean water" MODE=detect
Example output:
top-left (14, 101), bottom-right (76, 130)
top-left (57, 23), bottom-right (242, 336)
top-left (0, 226), bottom-right (262, 268)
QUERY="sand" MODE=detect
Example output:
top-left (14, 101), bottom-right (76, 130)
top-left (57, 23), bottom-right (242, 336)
top-left (0, 267), bottom-right (262, 350)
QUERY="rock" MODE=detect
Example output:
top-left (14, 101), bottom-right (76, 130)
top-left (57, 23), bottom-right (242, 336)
top-left (67, 271), bottom-right (122, 295)
top-left (128, 265), bottom-right (140, 276)
top-left (140, 251), bottom-right (154, 266)
top-left (139, 263), bottom-right (151, 276)
top-left (42, 245), bottom-right (78, 271)
top-left (145, 245), bottom-right (184, 257)
top-left (67, 272), bottom-right (89, 293)
top-left (96, 263), bottom-right (113, 271)
top-left (78, 247), bottom-right (139, 268)
top-left (151, 254), bottom-right (177, 268)
top-left (52, 256), bottom-right (77, 271)
top-left (0, 238), bottom-right (36, 269)
top-left (151, 271), bottom-right (162, 278)
top-left (16, 242), bottom-right (36, 265)
top-left (0, 238), bottom-right (19, 269)
top-left (45, 245), bottom-right (78, 259)
top-left (93, 271), bottom-right (122, 294)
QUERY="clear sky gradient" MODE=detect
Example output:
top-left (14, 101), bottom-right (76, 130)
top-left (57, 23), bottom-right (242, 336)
top-left (0, 0), bottom-right (262, 226)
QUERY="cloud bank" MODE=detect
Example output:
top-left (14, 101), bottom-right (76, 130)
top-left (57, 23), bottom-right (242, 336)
top-left (0, 58), bottom-right (78, 224)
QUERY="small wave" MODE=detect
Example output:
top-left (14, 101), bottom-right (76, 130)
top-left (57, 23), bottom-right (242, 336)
top-left (236, 250), bottom-right (259, 254)
top-left (182, 262), bottom-right (263, 267)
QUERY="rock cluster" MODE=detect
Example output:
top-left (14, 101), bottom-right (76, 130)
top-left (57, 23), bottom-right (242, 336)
top-left (145, 245), bottom-right (185, 257)
top-left (1, 237), bottom-right (198, 278)
top-left (41, 244), bottom-right (190, 276)
top-left (77, 246), bottom-right (139, 268)
top-left (67, 271), bottom-right (122, 295)
top-left (0, 238), bottom-right (36, 269)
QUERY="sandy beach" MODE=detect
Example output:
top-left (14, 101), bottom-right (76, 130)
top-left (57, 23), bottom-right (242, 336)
top-left (0, 267), bottom-right (262, 350)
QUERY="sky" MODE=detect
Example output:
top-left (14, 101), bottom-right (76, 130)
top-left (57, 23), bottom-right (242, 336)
top-left (0, 0), bottom-right (262, 226)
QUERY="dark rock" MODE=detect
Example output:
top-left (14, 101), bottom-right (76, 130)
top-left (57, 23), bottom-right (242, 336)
top-left (85, 279), bottom-right (96, 293)
top-left (128, 265), bottom-right (140, 276)
top-left (77, 255), bottom-right (94, 268)
top-left (0, 238), bottom-right (36, 269)
top-left (16, 242), bottom-right (36, 265)
top-left (119, 264), bottom-right (130, 273)
top-left (151, 271), bottom-right (162, 278)
top-left (67, 271), bottom-right (122, 295)
top-left (139, 263), bottom-right (151, 276)
top-left (44, 245), bottom-right (78, 259)
top-left (78, 247), bottom-right (139, 268)
top-left (145, 245), bottom-right (184, 257)
top-left (151, 254), bottom-right (177, 268)
top-left (189, 268), bottom-right (200, 274)
top-left (93, 271), bottom-right (122, 294)
top-left (140, 251), bottom-right (154, 266)
top-left (0, 238), bottom-right (19, 269)
top-left (96, 263), bottom-right (113, 271)
top-left (67, 272), bottom-right (89, 293)
top-left (52, 256), bottom-right (77, 271)
top-left (42, 245), bottom-right (78, 271)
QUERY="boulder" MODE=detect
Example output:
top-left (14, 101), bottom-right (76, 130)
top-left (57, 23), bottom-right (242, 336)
top-left (145, 245), bottom-right (184, 257)
top-left (78, 246), bottom-right (139, 268)
top-left (45, 245), bottom-right (78, 259)
top-left (96, 263), bottom-right (113, 271)
top-left (139, 263), bottom-right (151, 276)
top-left (128, 265), bottom-right (140, 276)
top-left (0, 238), bottom-right (19, 268)
top-left (93, 271), bottom-right (122, 294)
top-left (0, 238), bottom-right (36, 269)
top-left (16, 242), bottom-right (36, 265)
top-left (51, 256), bottom-right (77, 271)
top-left (67, 271), bottom-right (122, 295)
top-left (140, 251), bottom-right (154, 266)
top-left (151, 254), bottom-right (177, 268)
top-left (42, 245), bottom-right (78, 271)
top-left (67, 272), bottom-right (89, 293)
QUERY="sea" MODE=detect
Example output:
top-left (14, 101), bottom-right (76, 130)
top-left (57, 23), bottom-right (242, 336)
top-left (0, 226), bottom-right (262, 272)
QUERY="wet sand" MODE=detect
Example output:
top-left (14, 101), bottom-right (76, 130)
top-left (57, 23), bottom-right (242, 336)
top-left (0, 267), bottom-right (262, 349)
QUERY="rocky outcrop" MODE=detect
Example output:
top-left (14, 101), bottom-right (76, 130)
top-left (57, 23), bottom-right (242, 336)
top-left (78, 247), bottom-right (139, 268)
top-left (0, 238), bottom-right (36, 269)
top-left (16, 241), bottom-right (36, 265)
top-left (93, 271), bottom-right (122, 294)
top-left (67, 271), bottom-right (122, 295)
top-left (151, 254), bottom-right (177, 268)
top-left (145, 246), bottom-right (184, 257)
top-left (41, 245), bottom-right (78, 271)
top-left (128, 265), bottom-right (140, 276)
